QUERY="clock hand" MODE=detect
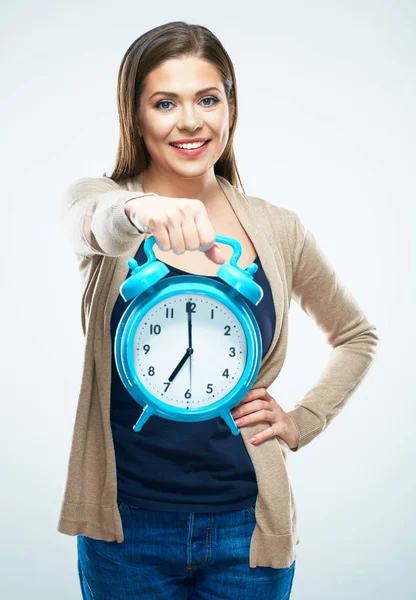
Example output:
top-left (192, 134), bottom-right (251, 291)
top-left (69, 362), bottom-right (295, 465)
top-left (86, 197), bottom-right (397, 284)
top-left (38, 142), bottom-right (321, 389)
top-left (169, 302), bottom-right (195, 384)
top-left (187, 301), bottom-right (194, 392)
top-left (187, 301), bottom-right (193, 349)
top-left (168, 348), bottom-right (193, 382)
top-left (189, 346), bottom-right (192, 393)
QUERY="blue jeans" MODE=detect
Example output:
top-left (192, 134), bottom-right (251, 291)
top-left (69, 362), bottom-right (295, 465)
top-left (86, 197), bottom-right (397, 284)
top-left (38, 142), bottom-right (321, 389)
top-left (77, 501), bottom-right (296, 600)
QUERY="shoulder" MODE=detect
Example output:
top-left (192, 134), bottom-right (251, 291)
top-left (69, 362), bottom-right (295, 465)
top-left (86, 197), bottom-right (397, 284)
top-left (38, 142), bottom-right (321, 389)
top-left (246, 193), bottom-right (305, 244)
top-left (242, 189), bottom-right (294, 220)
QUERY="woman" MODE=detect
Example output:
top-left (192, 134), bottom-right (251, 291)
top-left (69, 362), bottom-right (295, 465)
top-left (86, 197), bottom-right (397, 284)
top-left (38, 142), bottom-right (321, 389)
top-left (59, 21), bottom-right (379, 600)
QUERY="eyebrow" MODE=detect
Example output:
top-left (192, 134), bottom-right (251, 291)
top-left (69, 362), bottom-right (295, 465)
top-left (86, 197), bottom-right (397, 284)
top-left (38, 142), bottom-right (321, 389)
top-left (149, 86), bottom-right (222, 101)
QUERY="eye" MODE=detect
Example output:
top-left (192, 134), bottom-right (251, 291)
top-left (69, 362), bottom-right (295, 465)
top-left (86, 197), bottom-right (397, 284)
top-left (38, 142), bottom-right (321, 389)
top-left (154, 96), bottom-right (220, 112)
top-left (200, 96), bottom-right (219, 107)
top-left (154, 100), bottom-right (175, 111)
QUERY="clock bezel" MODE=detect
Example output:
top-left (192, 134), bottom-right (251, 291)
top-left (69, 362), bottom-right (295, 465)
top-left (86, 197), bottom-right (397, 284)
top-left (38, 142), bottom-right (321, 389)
top-left (115, 274), bottom-right (262, 423)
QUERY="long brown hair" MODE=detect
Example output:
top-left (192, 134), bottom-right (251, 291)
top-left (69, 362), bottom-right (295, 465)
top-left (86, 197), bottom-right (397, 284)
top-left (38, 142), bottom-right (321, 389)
top-left (104, 21), bottom-right (245, 193)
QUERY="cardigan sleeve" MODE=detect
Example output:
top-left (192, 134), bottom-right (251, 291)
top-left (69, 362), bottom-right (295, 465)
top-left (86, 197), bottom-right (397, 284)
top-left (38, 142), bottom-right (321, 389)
top-left (59, 177), bottom-right (157, 257)
top-left (285, 209), bottom-right (380, 452)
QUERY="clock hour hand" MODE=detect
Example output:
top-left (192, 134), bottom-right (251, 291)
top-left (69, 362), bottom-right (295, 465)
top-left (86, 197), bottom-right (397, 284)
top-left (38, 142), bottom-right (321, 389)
top-left (168, 348), bottom-right (193, 382)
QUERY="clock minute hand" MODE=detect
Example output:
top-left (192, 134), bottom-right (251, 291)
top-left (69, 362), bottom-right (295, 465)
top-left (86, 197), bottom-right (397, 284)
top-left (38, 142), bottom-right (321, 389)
top-left (187, 301), bottom-right (193, 391)
top-left (187, 301), bottom-right (193, 349)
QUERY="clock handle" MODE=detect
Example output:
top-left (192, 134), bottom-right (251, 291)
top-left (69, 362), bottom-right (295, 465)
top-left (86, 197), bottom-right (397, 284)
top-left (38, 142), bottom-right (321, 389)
top-left (141, 233), bottom-right (262, 306)
top-left (143, 233), bottom-right (245, 268)
top-left (213, 234), bottom-right (245, 268)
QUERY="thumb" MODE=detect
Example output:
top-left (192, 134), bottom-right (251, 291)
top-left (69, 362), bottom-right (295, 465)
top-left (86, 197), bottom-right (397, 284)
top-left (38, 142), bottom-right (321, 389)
top-left (203, 244), bottom-right (226, 264)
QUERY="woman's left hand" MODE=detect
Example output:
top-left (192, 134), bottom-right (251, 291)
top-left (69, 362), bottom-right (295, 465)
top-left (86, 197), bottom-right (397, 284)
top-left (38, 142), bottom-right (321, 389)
top-left (230, 387), bottom-right (300, 449)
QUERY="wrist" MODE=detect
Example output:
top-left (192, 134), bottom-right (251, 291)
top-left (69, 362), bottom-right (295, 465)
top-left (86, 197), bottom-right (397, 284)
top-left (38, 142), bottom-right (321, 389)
top-left (124, 196), bottom-right (141, 221)
top-left (284, 413), bottom-right (301, 450)
top-left (124, 195), bottom-right (152, 233)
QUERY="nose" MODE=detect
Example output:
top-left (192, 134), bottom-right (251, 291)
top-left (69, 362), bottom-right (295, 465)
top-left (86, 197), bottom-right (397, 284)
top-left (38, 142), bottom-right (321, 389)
top-left (176, 104), bottom-right (203, 132)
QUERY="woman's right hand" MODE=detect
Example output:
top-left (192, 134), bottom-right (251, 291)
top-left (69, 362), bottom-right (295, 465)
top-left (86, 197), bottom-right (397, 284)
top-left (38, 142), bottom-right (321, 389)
top-left (125, 195), bottom-right (227, 265)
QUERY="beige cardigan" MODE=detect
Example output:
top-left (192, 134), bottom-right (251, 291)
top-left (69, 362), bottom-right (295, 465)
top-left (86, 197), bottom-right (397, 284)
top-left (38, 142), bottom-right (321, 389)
top-left (57, 172), bottom-right (379, 568)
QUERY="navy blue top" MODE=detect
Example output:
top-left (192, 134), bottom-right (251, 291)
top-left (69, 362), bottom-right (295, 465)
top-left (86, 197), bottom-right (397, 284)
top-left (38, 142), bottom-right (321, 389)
top-left (110, 241), bottom-right (276, 512)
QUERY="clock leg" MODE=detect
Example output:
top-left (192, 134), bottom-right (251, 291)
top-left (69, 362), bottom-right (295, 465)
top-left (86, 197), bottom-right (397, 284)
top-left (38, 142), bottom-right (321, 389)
top-left (220, 409), bottom-right (241, 436)
top-left (133, 404), bottom-right (155, 433)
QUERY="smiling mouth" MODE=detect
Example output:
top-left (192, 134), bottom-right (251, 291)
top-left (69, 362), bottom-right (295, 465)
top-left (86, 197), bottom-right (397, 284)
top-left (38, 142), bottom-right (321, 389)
top-left (168, 140), bottom-right (212, 158)
top-left (169, 140), bottom-right (211, 148)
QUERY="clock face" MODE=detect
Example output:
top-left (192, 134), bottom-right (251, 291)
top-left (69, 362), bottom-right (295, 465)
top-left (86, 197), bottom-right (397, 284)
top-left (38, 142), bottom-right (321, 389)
top-left (131, 292), bottom-right (248, 409)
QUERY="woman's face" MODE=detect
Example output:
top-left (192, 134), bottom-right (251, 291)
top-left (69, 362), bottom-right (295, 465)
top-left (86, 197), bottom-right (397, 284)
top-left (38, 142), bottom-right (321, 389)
top-left (137, 56), bottom-right (234, 178)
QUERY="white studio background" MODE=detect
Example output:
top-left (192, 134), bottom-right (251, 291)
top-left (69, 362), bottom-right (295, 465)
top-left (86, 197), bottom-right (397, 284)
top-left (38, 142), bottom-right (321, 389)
top-left (1, 1), bottom-right (414, 598)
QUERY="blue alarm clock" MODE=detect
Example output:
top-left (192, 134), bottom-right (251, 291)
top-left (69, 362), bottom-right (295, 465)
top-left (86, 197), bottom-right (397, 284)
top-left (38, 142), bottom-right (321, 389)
top-left (114, 234), bottom-right (264, 436)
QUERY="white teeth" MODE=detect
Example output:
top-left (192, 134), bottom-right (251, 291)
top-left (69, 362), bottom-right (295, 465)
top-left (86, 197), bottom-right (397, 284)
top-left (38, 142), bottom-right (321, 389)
top-left (172, 141), bottom-right (206, 149)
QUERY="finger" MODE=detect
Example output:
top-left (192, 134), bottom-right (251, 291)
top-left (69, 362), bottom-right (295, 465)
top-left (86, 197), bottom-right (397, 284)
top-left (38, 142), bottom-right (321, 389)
top-left (181, 217), bottom-right (201, 251)
top-left (234, 408), bottom-right (272, 426)
top-left (165, 208), bottom-right (186, 254)
top-left (194, 205), bottom-right (216, 249)
top-left (233, 388), bottom-right (267, 413)
top-left (240, 387), bottom-right (267, 403)
top-left (194, 210), bottom-right (226, 263)
top-left (148, 215), bottom-right (171, 251)
top-left (232, 399), bottom-right (269, 418)
top-left (249, 424), bottom-right (284, 445)
top-left (234, 391), bottom-right (258, 410)
top-left (204, 244), bottom-right (226, 264)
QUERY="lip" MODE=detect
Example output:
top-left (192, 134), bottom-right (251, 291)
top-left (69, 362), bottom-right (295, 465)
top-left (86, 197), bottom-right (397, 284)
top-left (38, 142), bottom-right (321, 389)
top-left (169, 137), bottom-right (210, 144)
top-left (169, 139), bottom-right (211, 157)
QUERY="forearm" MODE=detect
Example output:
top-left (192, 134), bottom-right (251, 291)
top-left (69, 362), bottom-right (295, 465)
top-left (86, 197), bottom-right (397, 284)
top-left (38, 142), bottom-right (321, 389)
top-left (60, 177), bottom-right (155, 257)
top-left (286, 209), bottom-right (379, 452)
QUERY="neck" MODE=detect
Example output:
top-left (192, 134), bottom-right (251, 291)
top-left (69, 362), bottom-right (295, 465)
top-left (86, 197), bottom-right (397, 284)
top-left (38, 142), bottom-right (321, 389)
top-left (140, 168), bottom-right (224, 207)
